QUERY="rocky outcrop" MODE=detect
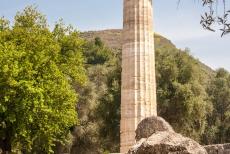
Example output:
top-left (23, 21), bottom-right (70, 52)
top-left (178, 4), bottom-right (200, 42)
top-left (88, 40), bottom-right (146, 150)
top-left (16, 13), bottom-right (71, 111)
top-left (128, 116), bottom-right (207, 154)
top-left (204, 144), bottom-right (230, 154)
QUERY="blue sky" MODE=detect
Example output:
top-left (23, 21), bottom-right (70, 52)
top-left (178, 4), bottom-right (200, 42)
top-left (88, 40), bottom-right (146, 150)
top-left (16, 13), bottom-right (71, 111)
top-left (1, 0), bottom-right (230, 71)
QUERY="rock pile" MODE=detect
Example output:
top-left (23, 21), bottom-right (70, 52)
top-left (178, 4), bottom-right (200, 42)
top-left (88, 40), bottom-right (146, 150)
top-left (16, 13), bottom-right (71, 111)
top-left (128, 116), bottom-right (207, 154)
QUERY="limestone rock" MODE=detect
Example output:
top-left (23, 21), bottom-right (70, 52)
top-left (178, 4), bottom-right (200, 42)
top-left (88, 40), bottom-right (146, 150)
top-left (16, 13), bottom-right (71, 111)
top-left (135, 116), bottom-right (174, 141)
top-left (128, 116), bottom-right (207, 154)
top-left (129, 131), bottom-right (207, 154)
top-left (204, 143), bottom-right (230, 154)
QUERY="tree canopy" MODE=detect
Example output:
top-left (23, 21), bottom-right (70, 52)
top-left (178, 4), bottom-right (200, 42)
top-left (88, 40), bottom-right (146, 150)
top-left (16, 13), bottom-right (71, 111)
top-left (0, 6), bottom-right (86, 153)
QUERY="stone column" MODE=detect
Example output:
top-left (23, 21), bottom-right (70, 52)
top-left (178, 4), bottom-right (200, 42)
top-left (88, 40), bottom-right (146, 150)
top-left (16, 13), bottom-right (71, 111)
top-left (120, 0), bottom-right (157, 153)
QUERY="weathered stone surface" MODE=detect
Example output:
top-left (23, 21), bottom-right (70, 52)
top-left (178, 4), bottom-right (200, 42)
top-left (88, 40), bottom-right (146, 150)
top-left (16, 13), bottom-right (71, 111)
top-left (128, 131), bottom-right (207, 154)
top-left (120, 0), bottom-right (157, 153)
top-left (135, 116), bottom-right (174, 141)
top-left (204, 143), bottom-right (230, 154)
top-left (128, 116), bottom-right (207, 154)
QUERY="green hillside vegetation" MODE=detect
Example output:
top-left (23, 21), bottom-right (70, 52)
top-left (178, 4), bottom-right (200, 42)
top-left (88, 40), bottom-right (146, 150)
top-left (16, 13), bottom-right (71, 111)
top-left (0, 6), bottom-right (230, 154)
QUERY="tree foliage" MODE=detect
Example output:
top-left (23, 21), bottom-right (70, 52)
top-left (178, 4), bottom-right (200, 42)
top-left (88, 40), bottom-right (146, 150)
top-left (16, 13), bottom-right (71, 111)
top-left (0, 6), bottom-right (86, 153)
top-left (156, 46), bottom-right (211, 141)
top-left (200, 0), bottom-right (230, 36)
top-left (203, 68), bottom-right (230, 144)
top-left (71, 38), bottom-right (121, 154)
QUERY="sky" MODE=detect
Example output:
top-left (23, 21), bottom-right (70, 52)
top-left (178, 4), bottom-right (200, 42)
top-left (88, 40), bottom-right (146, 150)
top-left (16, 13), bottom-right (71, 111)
top-left (1, 0), bottom-right (230, 71)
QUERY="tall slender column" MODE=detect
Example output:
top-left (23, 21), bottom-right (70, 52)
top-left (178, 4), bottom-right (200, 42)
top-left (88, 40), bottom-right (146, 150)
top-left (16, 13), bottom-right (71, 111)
top-left (120, 0), bottom-right (157, 152)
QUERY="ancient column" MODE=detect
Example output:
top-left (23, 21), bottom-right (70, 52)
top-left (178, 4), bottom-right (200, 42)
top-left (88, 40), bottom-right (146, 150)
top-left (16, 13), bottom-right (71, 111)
top-left (120, 0), bottom-right (157, 152)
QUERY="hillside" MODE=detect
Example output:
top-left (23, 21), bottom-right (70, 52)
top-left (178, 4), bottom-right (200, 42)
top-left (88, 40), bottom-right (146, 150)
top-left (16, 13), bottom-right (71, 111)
top-left (80, 29), bottom-right (175, 50)
top-left (80, 29), bottom-right (215, 80)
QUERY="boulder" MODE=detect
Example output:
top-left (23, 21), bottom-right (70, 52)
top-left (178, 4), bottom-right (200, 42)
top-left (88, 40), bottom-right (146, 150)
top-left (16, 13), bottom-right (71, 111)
top-left (129, 131), bottom-right (207, 154)
top-left (129, 116), bottom-right (207, 154)
top-left (135, 116), bottom-right (174, 141)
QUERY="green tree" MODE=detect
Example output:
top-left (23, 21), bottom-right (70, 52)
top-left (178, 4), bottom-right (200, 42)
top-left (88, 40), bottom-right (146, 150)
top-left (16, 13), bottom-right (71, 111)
top-left (0, 6), bottom-right (86, 153)
top-left (156, 46), bottom-right (211, 141)
top-left (204, 68), bottom-right (230, 144)
top-left (96, 49), bottom-right (121, 153)
top-left (70, 38), bottom-right (121, 153)
top-left (178, 0), bottom-right (230, 36)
